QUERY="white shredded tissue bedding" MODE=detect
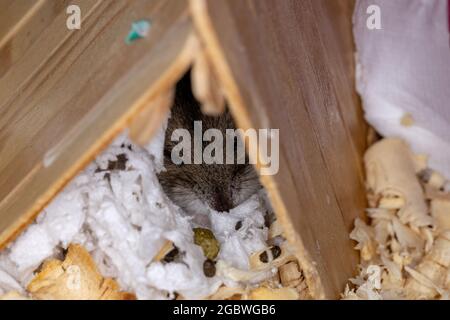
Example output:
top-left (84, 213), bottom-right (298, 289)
top-left (353, 0), bottom-right (450, 178)
top-left (0, 120), bottom-right (272, 299)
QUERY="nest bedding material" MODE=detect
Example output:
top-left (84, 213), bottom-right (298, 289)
top-left (343, 138), bottom-right (450, 300)
top-left (1, 131), bottom-right (447, 300)
top-left (353, 0), bottom-right (450, 178)
top-left (0, 122), bottom-right (306, 300)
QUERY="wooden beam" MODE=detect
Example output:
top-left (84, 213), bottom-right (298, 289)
top-left (0, 0), bottom-right (98, 87)
top-left (191, 0), bottom-right (366, 298)
top-left (0, 0), bottom-right (196, 248)
top-left (0, 0), bottom-right (45, 51)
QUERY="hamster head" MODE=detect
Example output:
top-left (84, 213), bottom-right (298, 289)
top-left (157, 73), bottom-right (261, 215)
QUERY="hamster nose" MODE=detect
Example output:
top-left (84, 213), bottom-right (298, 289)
top-left (211, 190), bottom-right (232, 212)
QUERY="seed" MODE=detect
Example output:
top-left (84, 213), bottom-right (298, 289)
top-left (259, 251), bottom-right (269, 263)
top-left (264, 212), bottom-right (276, 228)
top-left (116, 153), bottom-right (128, 170)
top-left (203, 259), bottom-right (216, 277)
top-left (162, 247), bottom-right (179, 263)
top-left (107, 153), bottom-right (128, 171)
top-left (271, 245), bottom-right (282, 259)
top-left (259, 245), bottom-right (281, 263)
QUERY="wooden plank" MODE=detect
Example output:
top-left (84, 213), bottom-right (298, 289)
top-left (191, 0), bottom-right (366, 298)
top-left (0, 0), bottom-right (45, 50)
top-left (0, 0), bottom-right (195, 248)
top-left (0, 0), bottom-right (95, 79)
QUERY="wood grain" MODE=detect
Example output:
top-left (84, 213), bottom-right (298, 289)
top-left (129, 88), bottom-right (174, 146)
top-left (0, 0), bottom-right (45, 50)
top-left (0, 0), bottom-right (194, 248)
top-left (0, 0), bottom-right (97, 80)
top-left (1, 0), bottom-right (365, 299)
top-left (191, 0), bottom-right (366, 298)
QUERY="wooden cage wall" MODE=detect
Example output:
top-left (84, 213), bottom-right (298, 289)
top-left (0, 0), bottom-right (366, 298)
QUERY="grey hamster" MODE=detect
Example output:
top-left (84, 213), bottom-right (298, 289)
top-left (157, 72), bottom-right (261, 215)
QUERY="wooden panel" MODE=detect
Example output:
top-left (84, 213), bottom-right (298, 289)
top-left (192, 0), bottom-right (366, 298)
top-left (0, 0), bottom-right (90, 79)
top-left (318, 0), bottom-right (366, 164)
top-left (0, 0), bottom-right (195, 248)
top-left (0, 0), bottom-right (44, 50)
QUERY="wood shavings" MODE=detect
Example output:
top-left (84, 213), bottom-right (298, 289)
top-left (214, 240), bottom-right (309, 300)
top-left (350, 218), bottom-right (376, 261)
top-left (279, 261), bottom-right (302, 288)
top-left (431, 199), bottom-right (450, 232)
top-left (404, 262), bottom-right (445, 299)
top-left (364, 138), bottom-right (431, 227)
top-left (249, 244), bottom-right (295, 271)
top-left (1, 129), bottom-right (310, 300)
top-left (0, 291), bottom-right (29, 300)
top-left (27, 244), bottom-right (135, 300)
top-left (343, 265), bottom-right (383, 300)
top-left (207, 286), bottom-right (246, 300)
top-left (425, 184), bottom-right (450, 201)
top-left (344, 138), bottom-right (450, 300)
top-left (268, 219), bottom-right (284, 239)
top-left (391, 217), bottom-right (423, 250)
top-left (428, 171), bottom-right (446, 190)
top-left (208, 284), bottom-right (302, 300)
top-left (404, 234), bottom-right (450, 299)
top-left (249, 287), bottom-right (299, 300)
top-left (413, 154), bottom-right (429, 173)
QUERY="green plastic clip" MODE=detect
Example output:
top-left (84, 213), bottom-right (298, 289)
top-left (125, 19), bottom-right (151, 44)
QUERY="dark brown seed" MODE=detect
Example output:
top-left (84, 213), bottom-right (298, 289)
top-left (116, 153), bottom-right (128, 170)
top-left (235, 221), bottom-right (243, 230)
top-left (259, 251), bottom-right (269, 263)
top-left (107, 153), bottom-right (128, 171)
top-left (162, 247), bottom-right (179, 263)
top-left (264, 212), bottom-right (276, 228)
top-left (264, 212), bottom-right (271, 228)
top-left (107, 161), bottom-right (115, 170)
top-left (271, 245), bottom-right (281, 259)
top-left (203, 259), bottom-right (216, 277)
